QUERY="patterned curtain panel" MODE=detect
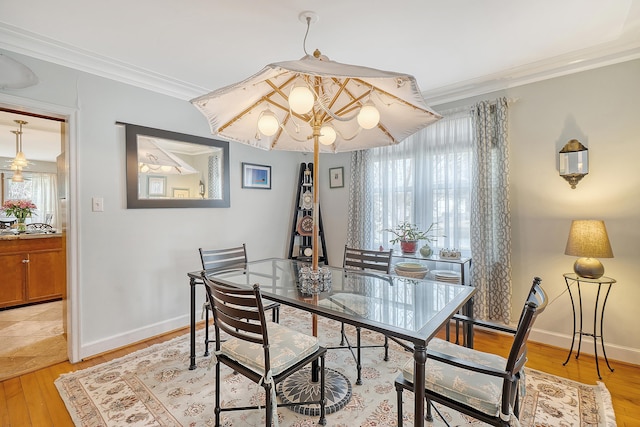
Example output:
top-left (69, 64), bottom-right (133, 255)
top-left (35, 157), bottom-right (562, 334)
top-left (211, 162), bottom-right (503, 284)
top-left (346, 150), bottom-right (374, 249)
top-left (208, 154), bottom-right (221, 199)
top-left (470, 97), bottom-right (512, 324)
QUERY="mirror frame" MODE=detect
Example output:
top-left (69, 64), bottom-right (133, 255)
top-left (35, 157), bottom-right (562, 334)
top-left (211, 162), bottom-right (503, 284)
top-left (124, 123), bottom-right (230, 208)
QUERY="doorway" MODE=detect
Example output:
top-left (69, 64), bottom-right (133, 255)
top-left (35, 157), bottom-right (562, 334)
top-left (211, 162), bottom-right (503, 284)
top-left (0, 107), bottom-right (69, 376)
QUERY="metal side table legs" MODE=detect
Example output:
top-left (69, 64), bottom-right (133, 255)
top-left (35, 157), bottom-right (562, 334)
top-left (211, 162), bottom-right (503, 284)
top-left (562, 273), bottom-right (616, 379)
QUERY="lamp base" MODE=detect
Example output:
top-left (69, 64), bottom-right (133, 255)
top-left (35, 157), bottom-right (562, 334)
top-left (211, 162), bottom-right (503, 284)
top-left (573, 257), bottom-right (604, 279)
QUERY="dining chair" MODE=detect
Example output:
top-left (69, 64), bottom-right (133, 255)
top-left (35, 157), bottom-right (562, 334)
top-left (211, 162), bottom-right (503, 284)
top-left (204, 276), bottom-right (327, 427)
top-left (395, 277), bottom-right (547, 427)
top-left (339, 245), bottom-right (393, 384)
top-left (0, 219), bottom-right (16, 229)
top-left (26, 222), bottom-right (54, 231)
top-left (198, 245), bottom-right (280, 356)
top-left (449, 277), bottom-right (544, 347)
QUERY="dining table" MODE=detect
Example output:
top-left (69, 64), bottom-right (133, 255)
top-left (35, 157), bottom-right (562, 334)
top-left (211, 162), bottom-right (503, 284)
top-left (187, 258), bottom-right (475, 427)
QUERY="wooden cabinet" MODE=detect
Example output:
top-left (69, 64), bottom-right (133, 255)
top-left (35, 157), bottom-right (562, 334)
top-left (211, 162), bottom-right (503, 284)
top-left (0, 235), bottom-right (66, 308)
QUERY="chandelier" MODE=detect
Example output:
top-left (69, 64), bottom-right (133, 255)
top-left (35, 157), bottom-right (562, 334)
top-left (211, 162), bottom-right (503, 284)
top-left (9, 120), bottom-right (29, 183)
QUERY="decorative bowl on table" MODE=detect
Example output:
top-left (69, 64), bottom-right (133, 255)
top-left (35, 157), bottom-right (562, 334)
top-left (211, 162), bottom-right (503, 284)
top-left (394, 262), bottom-right (429, 279)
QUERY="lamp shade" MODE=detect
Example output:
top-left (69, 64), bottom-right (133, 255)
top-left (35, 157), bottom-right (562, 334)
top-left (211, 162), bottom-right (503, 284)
top-left (565, 220), bottom-right (613, 278)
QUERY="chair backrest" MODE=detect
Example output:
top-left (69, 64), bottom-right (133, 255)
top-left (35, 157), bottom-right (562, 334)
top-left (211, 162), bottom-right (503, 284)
top-left (514, 276), bottom-right (545, 329)
top-left (343, 245), bottom-right (393, 274)
top-left (199, 244), bottom-right (248, 273)
top-left (26, 223), bottom-right (53, 231)
top-left (0, 219), bottom-right (16, 229)
top-left (203, 276), bottom-right (271, 373)
top-left (504, 278), bottom-right (547, 386)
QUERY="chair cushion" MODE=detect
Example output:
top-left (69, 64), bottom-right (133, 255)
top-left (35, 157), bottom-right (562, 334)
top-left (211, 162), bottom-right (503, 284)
top-left (220, 322), bottom-right (319, 376)
top-left (402, 337), bottom-right (508, 417)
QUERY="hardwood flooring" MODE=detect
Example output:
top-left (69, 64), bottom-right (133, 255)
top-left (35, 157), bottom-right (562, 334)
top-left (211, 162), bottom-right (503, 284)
top-left (1, 321), bottom-right (638, 426)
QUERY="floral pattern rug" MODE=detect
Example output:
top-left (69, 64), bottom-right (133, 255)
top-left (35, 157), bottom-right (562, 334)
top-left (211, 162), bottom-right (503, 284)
top-left (55, 307), bottom-right (616, 426)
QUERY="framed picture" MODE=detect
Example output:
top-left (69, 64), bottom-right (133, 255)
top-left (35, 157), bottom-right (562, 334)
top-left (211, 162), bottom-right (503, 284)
top-left (147, 176), bottom-right (166, 197)
top-left (242, 163), bottom-right (271, 189)
top-left (172, 188), bottom-right (190, 198)
top-left (329, 166), bottom-right (344, 188)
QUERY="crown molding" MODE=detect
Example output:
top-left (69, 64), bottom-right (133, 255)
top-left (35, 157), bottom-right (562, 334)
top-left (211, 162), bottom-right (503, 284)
top-left (1, 22), bottom-right (639, 105)
top-left (0, 23), bottom-right (209, 100)
top-left (424, 39), bottom-right (640, 106)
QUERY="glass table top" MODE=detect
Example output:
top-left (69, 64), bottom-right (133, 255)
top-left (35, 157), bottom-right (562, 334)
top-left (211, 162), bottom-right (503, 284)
top-left (206, 258), bottom-right (475, 343)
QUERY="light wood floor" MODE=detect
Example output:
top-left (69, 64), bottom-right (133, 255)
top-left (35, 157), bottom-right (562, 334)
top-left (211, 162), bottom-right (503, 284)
top-left (0, 301), bottom-right (67, 383)
top-left (1, 323), bottom-right (638, 426)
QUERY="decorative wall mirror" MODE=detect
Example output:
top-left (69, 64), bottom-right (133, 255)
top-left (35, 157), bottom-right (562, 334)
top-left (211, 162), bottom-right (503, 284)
top-left (124, 123), bottom-right (230, 208)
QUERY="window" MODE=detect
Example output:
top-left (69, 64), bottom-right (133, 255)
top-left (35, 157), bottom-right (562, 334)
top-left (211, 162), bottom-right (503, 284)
top-left (2, 172), bottom-right (58, 226)
top-left (369, 108), bottom-right (473, 254)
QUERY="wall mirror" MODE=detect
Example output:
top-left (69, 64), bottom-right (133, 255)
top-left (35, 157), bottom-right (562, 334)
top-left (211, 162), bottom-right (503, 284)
top-left (124, 123), bottom-right (230, 208)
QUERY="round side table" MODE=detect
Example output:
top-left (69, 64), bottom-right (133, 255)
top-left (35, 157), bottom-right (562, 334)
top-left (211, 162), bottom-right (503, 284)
top-left (562, 273), bottom-right (616, 379)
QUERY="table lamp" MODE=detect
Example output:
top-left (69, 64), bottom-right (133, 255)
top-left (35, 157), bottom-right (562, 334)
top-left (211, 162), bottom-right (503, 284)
top-left (564, 220), bottom-right (613, 279)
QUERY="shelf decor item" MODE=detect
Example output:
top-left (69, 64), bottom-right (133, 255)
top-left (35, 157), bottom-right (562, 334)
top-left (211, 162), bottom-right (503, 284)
top-left (384, 222), bottom-right (441, 254)
top-left (439, 248), bottom-right (461, 259)
top-left (394, 262), bottom-right (429, 279)
top-left (1, 199), bottom-right (37, 233)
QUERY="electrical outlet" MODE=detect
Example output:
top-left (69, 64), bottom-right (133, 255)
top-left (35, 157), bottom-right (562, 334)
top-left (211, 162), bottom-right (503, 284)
top-left (92, 197), bottom-right (104, 212)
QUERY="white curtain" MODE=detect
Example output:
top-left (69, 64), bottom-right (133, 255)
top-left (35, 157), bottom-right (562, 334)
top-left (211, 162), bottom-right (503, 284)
top-left (348, 100), bottom-right (513, 324)
top-left (348, 107), bottom-right (473, 254)
top-left (470, 98), bottom-right (512, 324)
top-left (13, 172), bottom-right (59, 227)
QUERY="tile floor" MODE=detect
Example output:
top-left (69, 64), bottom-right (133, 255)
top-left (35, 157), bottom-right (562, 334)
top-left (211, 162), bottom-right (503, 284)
top-left (0, 300), bottom-right (67, 381)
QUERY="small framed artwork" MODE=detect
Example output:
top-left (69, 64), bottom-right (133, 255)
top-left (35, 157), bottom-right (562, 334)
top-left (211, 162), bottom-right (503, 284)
top-left (147, 176), bottom-right (166, 197)
top-left (329, 167), bottom-right (344, 188)
top-left (172, 188), bottom-right (190, 198)
top-left (242, 163), bottom-right (271, 189)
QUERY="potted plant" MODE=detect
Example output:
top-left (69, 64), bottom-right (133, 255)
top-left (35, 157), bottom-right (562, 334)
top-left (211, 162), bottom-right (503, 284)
top-left (384, 221), bottom-right (440, 255)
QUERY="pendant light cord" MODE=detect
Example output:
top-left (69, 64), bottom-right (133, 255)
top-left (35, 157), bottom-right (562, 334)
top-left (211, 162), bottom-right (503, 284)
top-left (302, 16), bottom-right (311, 56)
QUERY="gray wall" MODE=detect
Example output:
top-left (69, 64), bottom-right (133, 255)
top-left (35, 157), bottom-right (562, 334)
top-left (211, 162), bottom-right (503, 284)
top-left (3, 48), bottom-right (639, 366)
top-left (1, 49), bottom-right (302, 359)
top-left (326, 59), bottom-right (640, 364)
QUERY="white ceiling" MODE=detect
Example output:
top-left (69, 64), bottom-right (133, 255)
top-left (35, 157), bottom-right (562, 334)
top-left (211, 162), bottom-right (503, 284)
top-left (1, 1), bottom-right (640, 161)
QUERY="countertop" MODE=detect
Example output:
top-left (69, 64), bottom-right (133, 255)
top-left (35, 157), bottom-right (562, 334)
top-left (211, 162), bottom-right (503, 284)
top-left (0, 232), bottom-right (63, 241)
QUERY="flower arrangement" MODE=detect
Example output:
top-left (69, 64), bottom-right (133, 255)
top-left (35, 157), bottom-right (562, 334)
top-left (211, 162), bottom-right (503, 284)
top-left (2, 199), bottom-right (37, 220)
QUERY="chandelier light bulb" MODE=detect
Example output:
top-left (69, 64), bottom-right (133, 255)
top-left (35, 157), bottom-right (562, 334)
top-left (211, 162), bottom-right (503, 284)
top-left (12, 170), bottom-right (24, 182)
top-left (319, 125), bottom-right (336, 145)
top-left (357, 103), bottom-right (380, 129)
top-left (289, 84), bottom-right (315, 114)
top-left (257, 108), bottom-right (280, 136)
top-left (13, 151), bottom-right (28, 168)
top-left (140, 164), bottom-right (150, 173)
top-left (160, 165), bottom-right (173, 172)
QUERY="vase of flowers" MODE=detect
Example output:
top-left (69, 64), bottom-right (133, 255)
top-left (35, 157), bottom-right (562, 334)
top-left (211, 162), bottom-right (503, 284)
top-left (1, 199), bottom-right (37, 233)
top-left (384, 221), bottom-right (441, 254)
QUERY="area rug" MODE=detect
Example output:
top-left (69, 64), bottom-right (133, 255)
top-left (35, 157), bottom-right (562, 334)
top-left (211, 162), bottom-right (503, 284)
top-left (55, 308), bottom-right (616, 426)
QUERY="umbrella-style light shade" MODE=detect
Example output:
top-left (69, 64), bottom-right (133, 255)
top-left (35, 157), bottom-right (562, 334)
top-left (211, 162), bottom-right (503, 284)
top-left (191, 51), bottom-right (441, 272)
top-left (191, 52), bottom-right (441, 154)
top-left (137, 136), bottom-right (199, 175)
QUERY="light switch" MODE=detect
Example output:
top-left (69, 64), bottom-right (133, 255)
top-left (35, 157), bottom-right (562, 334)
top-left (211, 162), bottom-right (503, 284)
top-left (92, 197), bottom-right (104, 212)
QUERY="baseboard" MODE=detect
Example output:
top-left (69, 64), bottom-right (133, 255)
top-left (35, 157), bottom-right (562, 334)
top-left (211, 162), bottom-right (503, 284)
top-left (448, 319), bottom-right (640, 367)
top-left (529, 328), bottom-right (640, 366)
top-left (79, 314), bottom-right (191, 361)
